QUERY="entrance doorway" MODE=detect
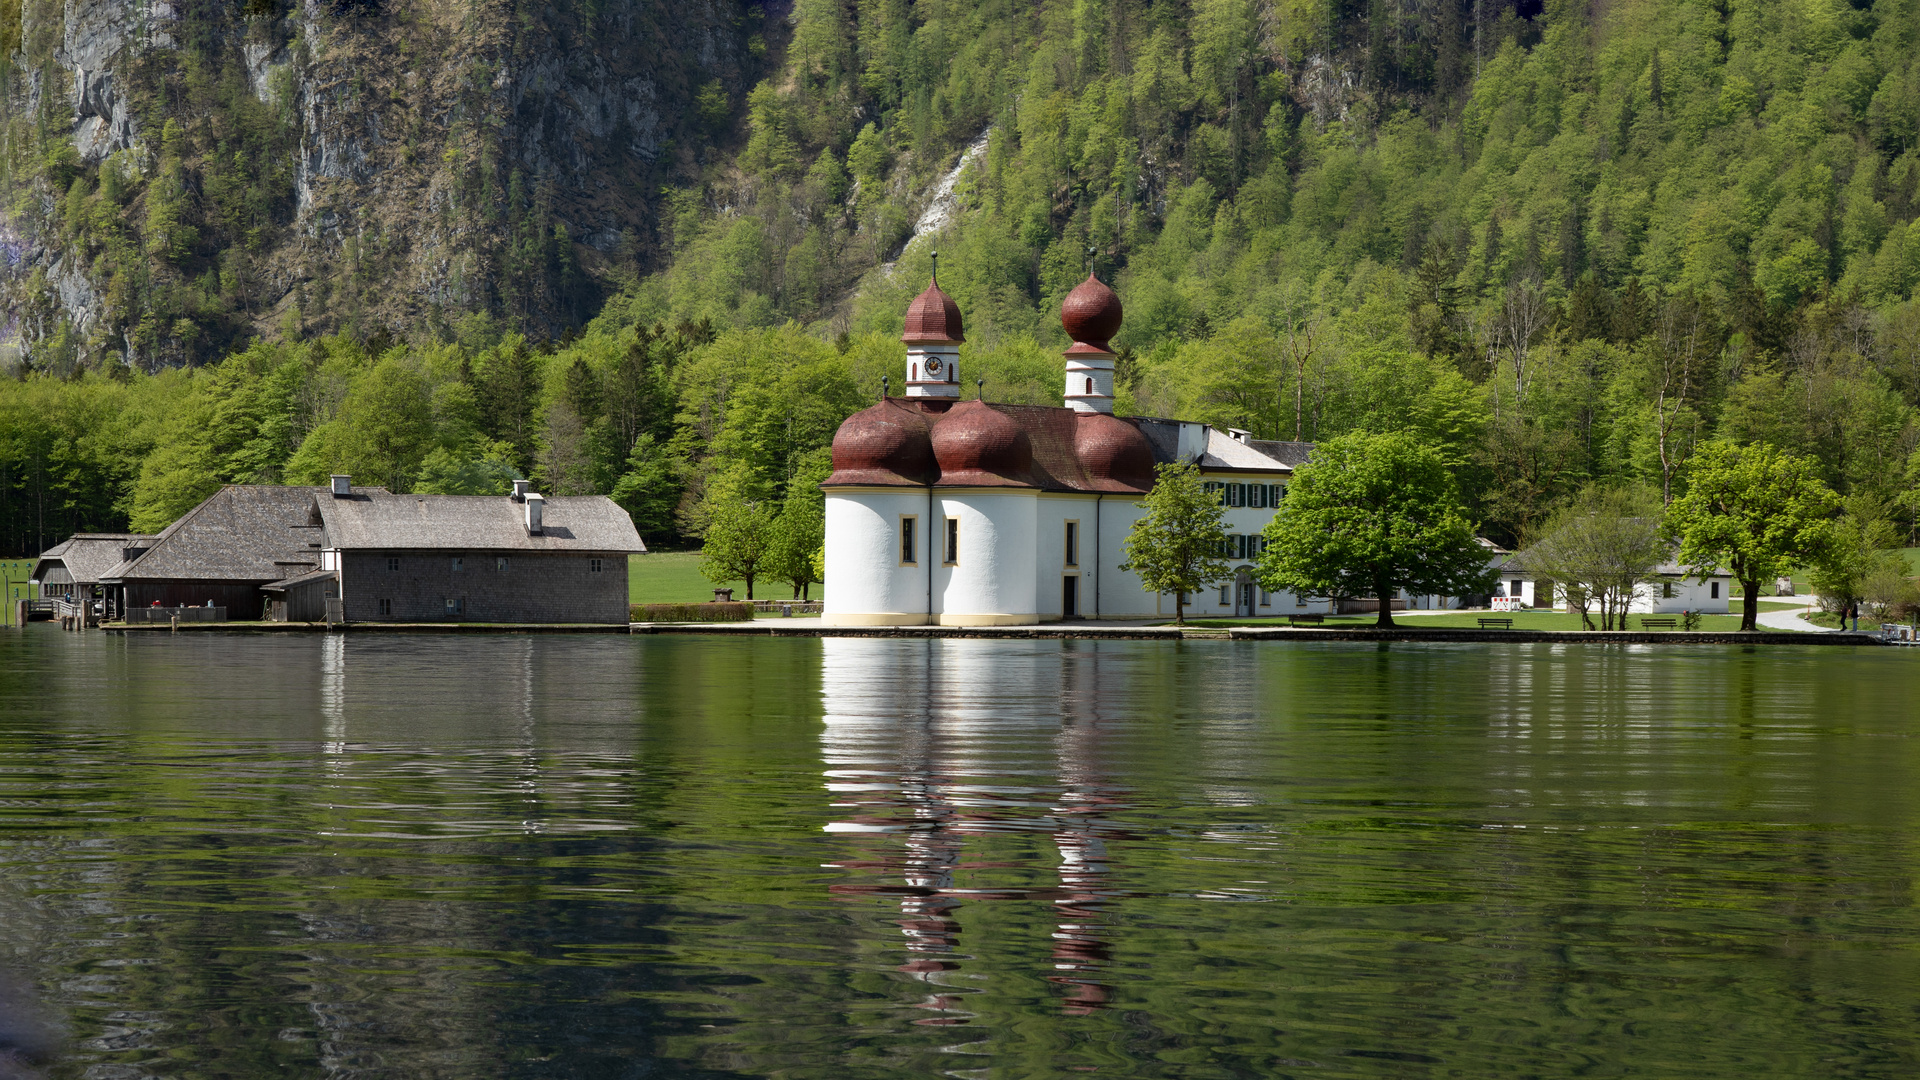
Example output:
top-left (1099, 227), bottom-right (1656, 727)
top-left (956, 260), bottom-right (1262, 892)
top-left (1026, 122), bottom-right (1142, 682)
top-left (1063, 575), bottom-right (1079, 619)
top-left (1235, 570), bottom-right (1255, 616)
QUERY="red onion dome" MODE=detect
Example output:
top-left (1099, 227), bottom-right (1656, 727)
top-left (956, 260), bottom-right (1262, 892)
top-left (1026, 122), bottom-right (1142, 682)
top-left (930, 399), bottom-right (1034, 487)
top-left (1061, 273), bottom-right (1123, 351)
top-left (824, 399), bottom-right (936, 486)
top-left (1074, 412), bottom-right (1157, 492)
top-left (901, 278), bottom-right (965, 344)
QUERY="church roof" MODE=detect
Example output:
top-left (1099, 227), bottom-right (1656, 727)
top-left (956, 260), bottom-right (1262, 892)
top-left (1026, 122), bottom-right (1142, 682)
top-left (901, 278), bottom-right (965, 344)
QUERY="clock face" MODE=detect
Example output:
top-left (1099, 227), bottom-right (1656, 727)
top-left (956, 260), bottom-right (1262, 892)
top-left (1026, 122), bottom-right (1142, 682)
top-left (925, 357), bottom-right (943, 377)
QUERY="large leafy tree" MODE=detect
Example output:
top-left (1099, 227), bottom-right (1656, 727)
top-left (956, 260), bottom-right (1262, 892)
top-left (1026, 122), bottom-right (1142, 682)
top-left (1119, 461), bottom-right (1228, 625)
top-left (1667, 440), bottom-right (1839, 632)
top-left (1257, 432), bottom-right (1497, 628)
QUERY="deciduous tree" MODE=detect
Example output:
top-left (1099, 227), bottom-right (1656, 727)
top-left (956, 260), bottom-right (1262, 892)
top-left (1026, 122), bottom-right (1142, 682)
top-left (1257, 431), bottom-right (1497, 628)
top-left (1119, 461), bottom-right (1228, 625)
top-left (1667, 440), bottom-right (1839, 632)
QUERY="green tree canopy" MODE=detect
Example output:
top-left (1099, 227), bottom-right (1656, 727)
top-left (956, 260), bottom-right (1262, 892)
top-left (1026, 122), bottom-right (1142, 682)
top-left (699, 495), bottom-right (776, 602)
top-left (1667, 440), bottom-right (1840, 631)
top-left (1519, 485), bottom-right (1668, 632)
top-left (1118, 461), bottom-right (1228, 624)
top-left (1257, 432), bottom-right (1497, 628)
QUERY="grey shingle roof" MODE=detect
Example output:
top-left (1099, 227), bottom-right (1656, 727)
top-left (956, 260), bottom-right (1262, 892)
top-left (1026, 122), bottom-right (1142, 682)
top-left (105, 487), bottom-right (355, 583)
top-left (31, 534), bottom-right (156, 585)
top-left (262, 569), bottom-right (338, 591)
top-left (315, 492), bottom-right (644, 553)
top-left (1248, 440), bottom-right (1313, 467)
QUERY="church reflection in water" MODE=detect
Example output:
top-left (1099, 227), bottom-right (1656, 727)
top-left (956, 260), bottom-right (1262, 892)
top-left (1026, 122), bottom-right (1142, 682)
top-left (819, 639), bottom-right (1136, 1019)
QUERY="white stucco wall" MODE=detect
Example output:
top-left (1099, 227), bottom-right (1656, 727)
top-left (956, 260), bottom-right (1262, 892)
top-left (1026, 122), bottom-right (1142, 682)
top-left (1630, 575), bottom-right (1731, 613)
top-left (823, 490), bottom-right (937, 625)
top-left (936, 491), bottom-right (1039, 625)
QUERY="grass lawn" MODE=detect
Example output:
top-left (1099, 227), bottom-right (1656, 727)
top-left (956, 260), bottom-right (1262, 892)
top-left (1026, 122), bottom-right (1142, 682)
top-left (1185, 609), bottom-right (1761, 632)
top-left (628, 552), bottom-right (824, 608)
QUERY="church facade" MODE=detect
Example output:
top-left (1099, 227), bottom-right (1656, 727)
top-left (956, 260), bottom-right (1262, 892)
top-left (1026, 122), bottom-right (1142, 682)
top-left (820, 273), bottom-right (1329, 625)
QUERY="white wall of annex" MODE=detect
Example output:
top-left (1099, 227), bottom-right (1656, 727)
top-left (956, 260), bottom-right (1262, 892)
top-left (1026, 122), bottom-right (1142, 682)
top-left (823, 491), bottom-right (935, 625)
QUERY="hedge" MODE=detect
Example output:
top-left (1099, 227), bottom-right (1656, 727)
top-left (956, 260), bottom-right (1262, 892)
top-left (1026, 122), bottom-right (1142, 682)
top-left (632, 602), bottom-right (754, 623)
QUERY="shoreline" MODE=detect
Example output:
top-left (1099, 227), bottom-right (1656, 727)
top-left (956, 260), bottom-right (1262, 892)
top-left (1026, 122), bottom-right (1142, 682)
top-left (88, 621), bottom-right (1891, 645)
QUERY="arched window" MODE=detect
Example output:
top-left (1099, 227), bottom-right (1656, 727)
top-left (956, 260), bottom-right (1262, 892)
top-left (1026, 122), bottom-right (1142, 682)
top-left (1084, 377), bottom-right (1094, 394)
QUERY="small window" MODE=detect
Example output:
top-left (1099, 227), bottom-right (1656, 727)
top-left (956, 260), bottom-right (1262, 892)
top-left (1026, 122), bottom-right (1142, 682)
top-left (387, 557), bottom-right (400, 572)
top-left (900, 516), bottom-right (917, 566)
top-left (1064, 521), bottom-right (1078, 568)
top-left (445, 597), bottom-right (464, 615)
top-left (1260, 588), bottom-right (1271, 607)
top-left (496, 556), bottom-right (510, 572)
top-left (378, 598), bottom-right (392, 616)
top-left (1249, 483), bottom-right (1266, 509)
top-left (451, 557), bottom-right (464, 572)
top-left (944, 517), bottom-right (959, 565)
top-left (1084, 376), bottom-right (1094, 395)
top-left (1218, 584), bottom-right (1230, 605)
top-left (1663, 581), bottom-right (1674, 599)
top-left (1295, 595), bottom-right (1306, 608)
top-left (1711, 581), bottom-right (1720, 599)
top-left (590, 558), bottom-right (602, 573)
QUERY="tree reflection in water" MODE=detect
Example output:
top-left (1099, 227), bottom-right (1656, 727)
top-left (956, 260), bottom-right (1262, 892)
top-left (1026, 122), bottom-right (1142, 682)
top-left (819, 639), bottom-right (1136, 1020)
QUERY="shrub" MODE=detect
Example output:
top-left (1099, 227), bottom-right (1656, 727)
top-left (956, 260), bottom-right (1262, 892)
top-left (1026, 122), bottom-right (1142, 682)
top-left (631, 602), bottom-right (753, 623)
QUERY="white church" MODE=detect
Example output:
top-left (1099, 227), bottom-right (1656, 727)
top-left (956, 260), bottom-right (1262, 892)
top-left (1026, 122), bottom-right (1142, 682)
top-left (820, 272), bottom-right (1327, 624)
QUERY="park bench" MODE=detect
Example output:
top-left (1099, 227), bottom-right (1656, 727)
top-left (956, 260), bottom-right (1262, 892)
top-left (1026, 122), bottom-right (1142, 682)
top-left (1640, 618), bottom-right (1677, 630)
top-left (1477, 617), bottom-right (1513, 629)
top-left (1286, 613), bottom-right (1325, 625)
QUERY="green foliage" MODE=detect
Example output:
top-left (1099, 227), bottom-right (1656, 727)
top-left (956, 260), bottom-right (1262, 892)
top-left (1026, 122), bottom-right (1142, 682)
top-left (631, 601), bottom-right (753, 623)
top-left (1668, 440), bottom-right (1841, 630)
top-left (1118, 461), bottom-right (1228, 624)
top-left (1520, 485), bottom-right (1669, 631)
top-left (1258, 431), bottom-right (1497, 627)
top-left (1808, 492), bottom-right (1902, 615)
top-left (699, 496), bottom-right (776, 601)
top-left (765, 449), bottom-right (829, 600)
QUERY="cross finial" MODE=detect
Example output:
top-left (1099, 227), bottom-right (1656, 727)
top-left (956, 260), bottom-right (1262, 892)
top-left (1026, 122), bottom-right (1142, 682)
top-left (975, 377), bottom-right (984, 400)
top-left (930, 249), bottom-right (938, 284)
top-left (1086, 245), bottom-right (1095, 278)
top-left (881, 375), bottom-right (889, 401)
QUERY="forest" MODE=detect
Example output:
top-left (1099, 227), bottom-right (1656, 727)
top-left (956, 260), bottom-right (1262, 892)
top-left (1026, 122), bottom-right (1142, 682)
top-left (4, 0), bottom-right (1920, 557)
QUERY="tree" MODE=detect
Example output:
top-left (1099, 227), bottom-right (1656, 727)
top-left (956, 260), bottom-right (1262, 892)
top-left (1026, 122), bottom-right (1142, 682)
top-left (1519, 485), bottom-right (1667, 631)
top-left (766, 450), bottom-right (830, 600)
top-left (1667, 440), bottom-right (1839, 632)
top-left (1257, 432), bottom-right (1498, 628)
top-left (699, 497), bottom-right (776, 601)
top-left (1808, 493), bottom-right (1901, 619)
top-left (1119, 461), bottom-right (1228, 624)
top-left (610, 433), bottom-right (683, 545)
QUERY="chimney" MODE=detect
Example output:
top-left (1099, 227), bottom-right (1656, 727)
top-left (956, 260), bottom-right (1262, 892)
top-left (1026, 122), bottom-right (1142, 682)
top-left (511, 479), bottom-right (532, 503)
top-left (1229, 428), bottom-right (1252, 444)
top-left (524, 492), bottom-right (544, 535)
top-left (330, 475), bottom-right (351, 497)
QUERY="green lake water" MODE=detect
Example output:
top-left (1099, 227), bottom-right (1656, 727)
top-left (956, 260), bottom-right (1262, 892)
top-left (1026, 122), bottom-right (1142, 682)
top-left (0, 629), bottom-right (1916, 1078)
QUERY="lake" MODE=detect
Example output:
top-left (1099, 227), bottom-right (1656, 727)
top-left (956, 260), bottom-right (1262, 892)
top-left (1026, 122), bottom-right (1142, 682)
top-left (0, 629), bottom-right (1916, 1078)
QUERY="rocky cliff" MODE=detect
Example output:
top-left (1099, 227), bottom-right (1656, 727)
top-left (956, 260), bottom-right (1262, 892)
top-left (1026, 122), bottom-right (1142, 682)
top-left (1, 0), bottom-right (772, 368)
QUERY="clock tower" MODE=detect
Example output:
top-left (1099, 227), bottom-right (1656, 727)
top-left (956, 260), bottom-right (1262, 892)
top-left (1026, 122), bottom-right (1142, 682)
top-left (901, 260), bottom-right (963, 399)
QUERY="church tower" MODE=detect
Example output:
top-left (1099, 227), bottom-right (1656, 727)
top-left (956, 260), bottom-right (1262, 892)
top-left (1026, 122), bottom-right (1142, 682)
top-left (901, 261), bottom-right (963, 398)
top-left (1061, 273), bottom-right (1122, 414)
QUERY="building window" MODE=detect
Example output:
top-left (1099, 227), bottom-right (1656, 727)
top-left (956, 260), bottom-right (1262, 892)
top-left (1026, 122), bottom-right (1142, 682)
top-left (1296, 595), bottom-right (1306, 608)
top-left (1084, 377), bottom-right (1094, 395)
top-left (387, 557), bottom-right (400, 572)
top-left (496, 556), bottom-right (510, 572)
top-left (1260, 588), bottom-right (1271, 607)
top-left (590, 558), bottom-right (602, 573)
top-left (1249, 483), bottom-right (1267, 509)
top-left (1218, 584), bottom-right (1230, 606)
top-left (445, 597), bottom-right (464, 615)
top-left (378, 598), bottom-right (392, 616)
top-left (900, 516), bottom-right (918, 566)
top-left (1662, 581), bottom-right (1675, 599)
top-left (1711, 581), bottom-right (1720, 599)
top-left (944, 517), bottom-right (959, 565)
top-left (1064, 521), bottom-right (1079, 568)
top-left (452, 557), bottom-right (464, 572)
